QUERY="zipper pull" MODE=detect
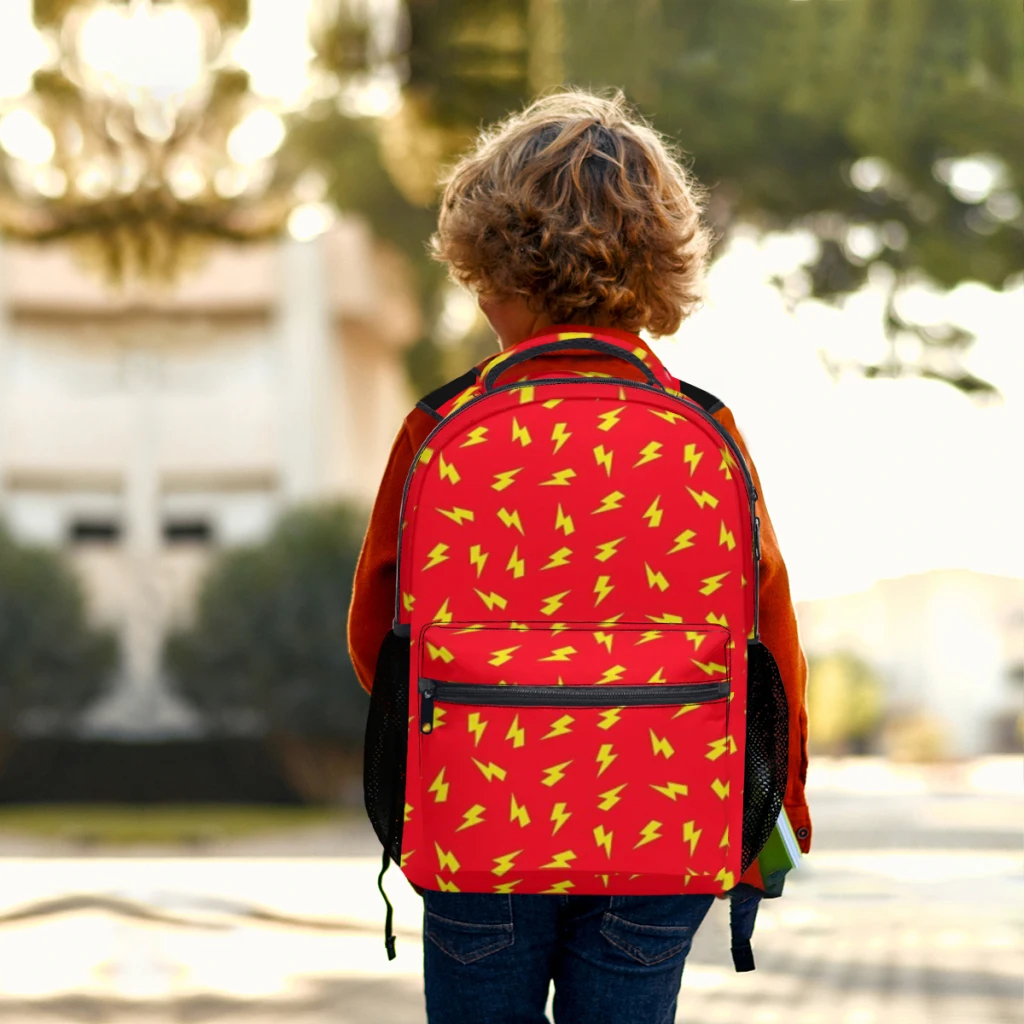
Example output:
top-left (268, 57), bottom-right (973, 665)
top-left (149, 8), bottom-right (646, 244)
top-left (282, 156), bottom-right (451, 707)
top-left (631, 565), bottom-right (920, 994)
top-left (418, 678), bottom-right (435, 733)
top-left (753, 516), bottom-right (761, 562)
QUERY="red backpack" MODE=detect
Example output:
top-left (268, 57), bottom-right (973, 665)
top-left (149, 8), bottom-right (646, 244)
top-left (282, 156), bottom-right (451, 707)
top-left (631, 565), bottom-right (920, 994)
top-left (364, 330), bottom-right (788, 965)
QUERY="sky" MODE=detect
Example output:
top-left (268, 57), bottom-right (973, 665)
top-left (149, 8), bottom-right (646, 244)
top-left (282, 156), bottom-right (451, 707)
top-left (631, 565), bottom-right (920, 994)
top-left (651, 230), bottom-right (1024, 603)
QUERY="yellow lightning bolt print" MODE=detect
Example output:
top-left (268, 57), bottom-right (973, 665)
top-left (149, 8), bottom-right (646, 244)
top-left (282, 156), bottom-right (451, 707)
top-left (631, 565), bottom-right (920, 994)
top-left (428, 768), bottom-right (449, 803)
top-left (683, 443), bottom-right (703, 476)
top-left (650, 730), bottom-right (675, 759)
top-left (672, 704), bottom-right (699, 719)
top-left (647, 667), bottom-right (667, 684)
top-left (435, 877), bottom-right (461, 892)
top-left (645, 563), bottom-right (670, 592)
top-left (540, 646), bottom-right (577, 662)
top-left (489, 646), bottom-right (520, 666)
top-left (593, 575), bottom-right (615, 607)
top-left (649, 408), bottom-right (687, 425)
top-left (642, 496), bottom-right (663, 528)
top-left (506, 546), bottom-right (526, 579)
top-left (493, 880), bottom-right (523, 893)
top-left (593, 491), bottom-right (625, 514)
top-left (432, 598), bottom-right (452, 623)
top-left (596, 743), bottom-right (617, 776)
top-left (555, 504), bottom-right (575, 536)
top-left (469, 545), bottom-right (489, 578)
top-left (596, 665), bottom-right (627, 685)
top-left (706, 612), bottom-right (729, 627)
top-left (634, 820), bottom-right (664, 849)
top-left (692, 659), bottom-right (728, 676)
top-left (593, 445), bottom-right (614, 476)
top-left (435, 843), bottom-right (461, 873)
top-left (541, 760), bottom-right (572, 786)
top-left (551, 422), bottom-right (572, 453)
top-left (543, 547), bottom-right (573, 570)
top-left (699, 572), bottom-right (730, 596)
top-left (419, 447), bottom-right (434, 465)
top-left (491, 468), bottom-right (523, 492)
top-left (461, 426), bottom-right (488, 447)
top-left (719, 521), bottom-right (737, 551)
top-left (436, 506), bottom-right (475, 526)
top-left (404, 802), bottom-right (413, 822)
top-left (550, 802), bottom-right (571, 834)
top-left (683, 821), bottom-right (702, 856)
top-left (647, 612), bottom-right (684, 624)
top-left (541, 468), bottom-right (577, 487)
top-left (402, 592), bottom-right (415, 612)
top-left (597, 407), bottom-right (624, 431)
top-left (541, 850), bottom-right (578, 870)
top-left (505, 714), bottom-right (526, 748)
top-left (400, 850), bottom-right (415, 868)
top-left (634, 441), bottom-right (663, 467)
top-left (635, 630), bottom-right (663, 646)
top-left (509, 794), bottom-right (531, 827)
top-left (511, 417), bottom-right (532, 446)
top-left (423, 543), bottom-right (450, 570)
top-left (593, 825), bottom-right (614, 858)
top-left (597, 708), bottom-right (624, 730)
top-left (650, 781), bottom-right (689, 801)
top-left (467, 712), bottom-right (488, 746)
top-left (715, 868), bottom-right (735, 891)
top-left (475, 589), bottom-right (509, 611)
top-left (543, 398), bottom-right (563, 408)
top-left (711, 778), bottom-right (731, 800)
top-left (705, 736), bottom-right (737, 761)
top-left (491, 850), bottom-right (522, 877)
top-left (472, 758), bottom-right (508, 781)
top-left (438, 454), bottom-right (460, 484)
top-left (518, 387), bottom-right (535, 404)
top-left (597, 783), bottom-right (627, 810)
top-left (497, 507), bottom-right (525, 535)
top-left (456, 804), bottom-right (486, 831)
top-left (541, 880), bottom-right (575, 895)
top-left (541, 591), bottom-right (571, 616)
top-left (594, 537), bottom-right (625, 562)
top-left (719, 446), bottom-right (737, 480)
top-left (432, 706), bottom-right (447, 729)
top-left (687, 487), bottom-right (719, 509)
top-left (593, 631), bottom-right (614, 653)
top-left (543, 716), bottom-right (574, 739)
top-left (668, 530), bottom-right (697, 553)
top-left (426, 643), bottom-right (454, 663)
top-left (686, 630), bottom-right (706, 650)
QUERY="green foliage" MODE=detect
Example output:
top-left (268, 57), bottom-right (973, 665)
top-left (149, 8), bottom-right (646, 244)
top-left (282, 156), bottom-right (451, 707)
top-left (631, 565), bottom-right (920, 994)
top-left (0, 526), bottom-right (116, 731)
top-left (807, 649), bottom-right (885, 755)
top-left (297, 0), bottom-right (1022, 396)
top-left (165, 504), bottom-right (369, 745)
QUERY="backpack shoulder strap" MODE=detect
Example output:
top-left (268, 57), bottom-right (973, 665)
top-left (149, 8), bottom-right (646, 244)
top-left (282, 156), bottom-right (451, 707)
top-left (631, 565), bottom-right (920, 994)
top-left (675, 377), bottom-right (724, 415)
top-left (416, 368), bottom-right (480, 422)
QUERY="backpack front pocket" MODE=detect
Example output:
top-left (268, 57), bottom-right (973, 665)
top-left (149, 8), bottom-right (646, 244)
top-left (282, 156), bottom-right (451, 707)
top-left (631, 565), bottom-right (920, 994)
top-left (406, 621), bottom-right (741, 896)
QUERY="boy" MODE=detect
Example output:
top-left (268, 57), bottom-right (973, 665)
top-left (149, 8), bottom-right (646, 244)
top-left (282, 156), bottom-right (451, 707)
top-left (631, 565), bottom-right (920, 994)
top-left (350, 89), bottom-right (809, 1024)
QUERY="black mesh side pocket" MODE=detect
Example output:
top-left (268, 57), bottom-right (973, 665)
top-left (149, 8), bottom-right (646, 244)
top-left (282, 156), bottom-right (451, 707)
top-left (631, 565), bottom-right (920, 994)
top-left (741, 640), bottom-right (789, 873)
top-left (363, 629), bottom-right (410, 864)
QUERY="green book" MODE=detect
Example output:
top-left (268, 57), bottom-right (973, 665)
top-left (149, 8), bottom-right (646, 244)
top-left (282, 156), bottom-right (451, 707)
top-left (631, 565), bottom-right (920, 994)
top-left (757, 807), bottom-right (802, 885)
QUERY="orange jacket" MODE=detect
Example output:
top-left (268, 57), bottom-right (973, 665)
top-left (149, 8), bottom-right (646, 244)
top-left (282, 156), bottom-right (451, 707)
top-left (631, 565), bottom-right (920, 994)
top-left (348, 328), bottom-right (811, 853)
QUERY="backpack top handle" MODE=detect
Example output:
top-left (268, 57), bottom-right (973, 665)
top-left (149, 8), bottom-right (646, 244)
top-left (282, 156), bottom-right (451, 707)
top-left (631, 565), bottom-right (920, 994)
top-left (482, 335), bottom-right (667, 392)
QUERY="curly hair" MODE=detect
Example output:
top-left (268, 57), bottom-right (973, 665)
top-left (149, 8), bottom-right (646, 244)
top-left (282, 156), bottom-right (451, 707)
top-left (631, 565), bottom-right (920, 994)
top-left (431, 89), bottom-right (711, 337)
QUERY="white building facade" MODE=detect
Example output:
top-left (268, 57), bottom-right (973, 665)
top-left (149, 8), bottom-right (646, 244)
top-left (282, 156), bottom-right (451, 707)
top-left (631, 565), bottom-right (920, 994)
top-left (0, 221), bottom-right (419, 736)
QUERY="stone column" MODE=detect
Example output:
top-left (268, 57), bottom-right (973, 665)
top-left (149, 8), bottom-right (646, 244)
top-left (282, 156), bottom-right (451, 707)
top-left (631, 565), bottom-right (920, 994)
top-left (277, 235), bottom-right (333, 504)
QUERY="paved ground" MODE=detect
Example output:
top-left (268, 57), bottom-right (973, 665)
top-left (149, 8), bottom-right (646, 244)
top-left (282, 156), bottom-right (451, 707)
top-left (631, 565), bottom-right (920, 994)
top-left (0, 758), bottom-right (1020, 1023)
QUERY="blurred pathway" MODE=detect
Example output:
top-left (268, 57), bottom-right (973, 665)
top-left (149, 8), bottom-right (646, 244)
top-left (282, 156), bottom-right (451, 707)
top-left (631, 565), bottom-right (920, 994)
top-left (0, 758), bottom-right (1020, 1024)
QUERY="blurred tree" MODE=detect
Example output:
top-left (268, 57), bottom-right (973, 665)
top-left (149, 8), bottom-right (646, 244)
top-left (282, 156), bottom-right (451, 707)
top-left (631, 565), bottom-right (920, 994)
top-left (807, 650), bottom-right (884, 755)
top-left (165, 504), bottom-right (369, 800)
top-left (294, 0), bottom-right (1022, 397)
top-left (0, 526), bottom-right (116, 733)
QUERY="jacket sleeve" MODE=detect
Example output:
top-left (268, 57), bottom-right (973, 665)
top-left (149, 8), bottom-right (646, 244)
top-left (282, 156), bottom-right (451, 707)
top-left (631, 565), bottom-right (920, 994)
top-left (714, 405), bottom-right (812, 853)
top-left (347, 423), bottom-right (418, 693)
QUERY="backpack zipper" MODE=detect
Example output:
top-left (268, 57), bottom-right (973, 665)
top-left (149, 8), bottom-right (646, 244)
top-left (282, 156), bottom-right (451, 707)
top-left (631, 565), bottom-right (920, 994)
top-left (418, 678), bottom-right (729, 732)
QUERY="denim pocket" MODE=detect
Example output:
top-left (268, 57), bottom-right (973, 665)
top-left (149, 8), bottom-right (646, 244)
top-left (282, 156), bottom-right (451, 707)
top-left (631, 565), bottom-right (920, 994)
top-left (424, 891), bottom-right (514, 965)
top-left (599, 894), bottom-right (712, 967)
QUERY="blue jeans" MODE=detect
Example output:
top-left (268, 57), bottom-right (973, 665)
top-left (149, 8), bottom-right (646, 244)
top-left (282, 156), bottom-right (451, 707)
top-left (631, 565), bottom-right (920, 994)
top-left (422, 891), bottom-right (715, 1024)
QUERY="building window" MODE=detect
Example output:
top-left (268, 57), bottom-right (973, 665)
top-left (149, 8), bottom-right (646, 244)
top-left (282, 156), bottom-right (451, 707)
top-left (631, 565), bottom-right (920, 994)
top-left (163, 518), bottom-right (214, 545)
top-left (69, 518), bottom-right (122, 544)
